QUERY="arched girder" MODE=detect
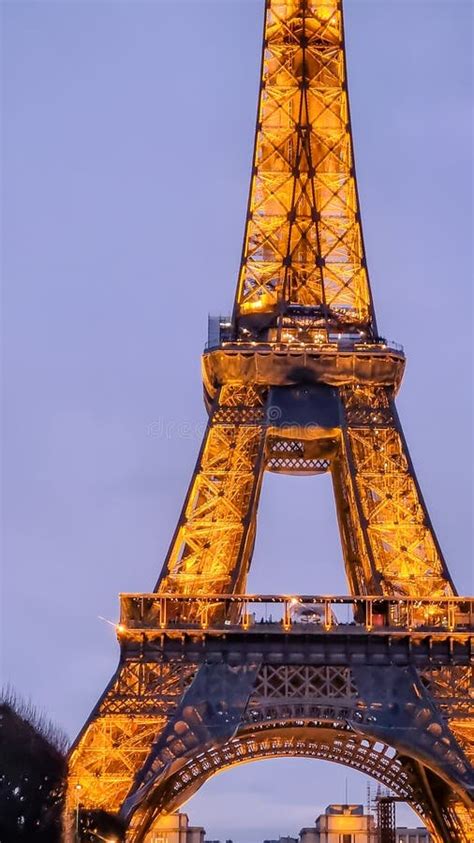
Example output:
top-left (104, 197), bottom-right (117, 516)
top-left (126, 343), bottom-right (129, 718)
top-left (127, 722), bottom-right (435, 842)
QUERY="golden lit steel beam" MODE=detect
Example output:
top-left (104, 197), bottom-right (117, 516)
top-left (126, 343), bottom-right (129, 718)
top-left (65, 659), bottom-right (196, 823)
top-left (155, 386), bottom-right (267, 617)
top-left (332, 386), bottom-right (455, 598)
top-left (234, 0), bottom-right (375, 333)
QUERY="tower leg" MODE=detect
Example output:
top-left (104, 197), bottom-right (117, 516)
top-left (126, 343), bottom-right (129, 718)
top-left (332, 386), bottom-right (454, 599)
top-left (66, 385), bottom-right (268, 831)
top-left (64, 658), bottom-right (196, 840)
top-left (157, 385), bottom-right (268, 614)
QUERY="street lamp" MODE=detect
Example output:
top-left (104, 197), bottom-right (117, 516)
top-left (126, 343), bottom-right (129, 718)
top-left (74, 784), bottom-right (82, 841)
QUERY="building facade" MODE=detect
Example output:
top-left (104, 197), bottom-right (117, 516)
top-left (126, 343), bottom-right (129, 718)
top-left (395, 829), bottom-right (431, 843)
top-left (146, 812), bottom-right (205, 843)
top-left (145, 807), bottom-right (431, 843)
top-left (300, 804), bottom-right (377, 843)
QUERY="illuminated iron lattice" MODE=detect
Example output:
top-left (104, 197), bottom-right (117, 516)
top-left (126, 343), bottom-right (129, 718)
top-left (235, 0), bottom-right (373, 325)
top-left (66, 2), bottom-right (473, 842)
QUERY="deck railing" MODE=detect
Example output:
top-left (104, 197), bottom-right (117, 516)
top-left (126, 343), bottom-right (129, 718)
top-left (205, 315), bottom-right (404, 354)
top-left (119, 594), bottom-right (473, 634)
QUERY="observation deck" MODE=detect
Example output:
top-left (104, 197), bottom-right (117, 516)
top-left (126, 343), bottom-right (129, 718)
top-left (119, 593), bottom-right (472, 634)
top-left (202, 316), bottom-right (405, 400)
top-left (117, 594), bottom-right (473, 665)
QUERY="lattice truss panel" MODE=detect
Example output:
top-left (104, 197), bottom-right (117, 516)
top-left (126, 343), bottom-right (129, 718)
top-left (252, 664), bottom-right (355, 699)
top-left (267, 436), bottom-right (331, 473)
top-left (422, 667), bottom-right (474, 766)
top-left (246, 664), bottom-right (356, 723)
top-left (450, 804), bottom-right (474, 843)
top-left (67, 716), bottom-right (160, 814)
top-left (157, 386), bottom-right (267, 604)
top-left (67, 660), bottom-right (195, 814)
top-left (235, 0), bottom-right (373, 327)
top-left (337, 386), bottom-right (453, 598)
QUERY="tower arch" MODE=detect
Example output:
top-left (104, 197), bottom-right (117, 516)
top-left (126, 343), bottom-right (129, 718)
top-left (128, 723), bottom-right (431, 841)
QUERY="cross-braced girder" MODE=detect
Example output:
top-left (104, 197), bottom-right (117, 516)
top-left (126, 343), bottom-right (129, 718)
top-left (234, 0), bottom-right (375, 337)
top-left (422, 667), bottom-right (474, 769)
top-left (335, 386), bottom-right (455, 598)
top-left (156, 385), bottom-right (267, 614)
top-left (66, 660), bottom-right (197, 816)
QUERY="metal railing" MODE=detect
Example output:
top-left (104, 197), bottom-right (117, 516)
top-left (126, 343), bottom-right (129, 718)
top-left (205, 317), bottom-right (404, 356)
top-left (119, 594), bottom-right (473, 634)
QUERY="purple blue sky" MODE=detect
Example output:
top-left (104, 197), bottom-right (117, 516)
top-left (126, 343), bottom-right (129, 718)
top-left (2, 0), bottom-right (472, 839)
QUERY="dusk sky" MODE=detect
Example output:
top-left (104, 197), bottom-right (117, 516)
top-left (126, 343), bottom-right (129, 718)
top-left (2, 0), bottom-right (473, 839)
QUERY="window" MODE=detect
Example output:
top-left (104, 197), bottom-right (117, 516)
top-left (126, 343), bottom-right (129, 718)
top-left (341, 836), bottom-right (353, 843)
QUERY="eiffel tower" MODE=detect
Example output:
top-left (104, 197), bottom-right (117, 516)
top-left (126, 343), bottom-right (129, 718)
top-left (65, 2), bottom-right (473, 841)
